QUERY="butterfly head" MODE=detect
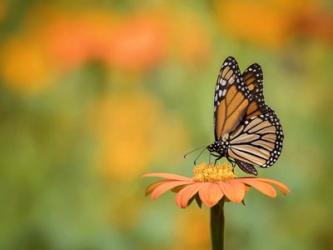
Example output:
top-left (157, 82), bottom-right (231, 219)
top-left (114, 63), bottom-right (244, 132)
top-left (207, 140), bottom-right (229, 156)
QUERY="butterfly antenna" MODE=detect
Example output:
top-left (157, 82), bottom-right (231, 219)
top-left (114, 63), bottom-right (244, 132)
top-left (193, 147), bottom-right (207, 165)
top-left (183, 145), bottom-right (206, 159)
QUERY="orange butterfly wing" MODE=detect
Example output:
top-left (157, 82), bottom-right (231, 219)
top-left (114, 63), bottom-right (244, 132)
top-left (242, 63), bottom-right (266, 118)
top-left (228, 107), bottom-right (283, 168)
top-left (214, 57), bottom-right (253, 140)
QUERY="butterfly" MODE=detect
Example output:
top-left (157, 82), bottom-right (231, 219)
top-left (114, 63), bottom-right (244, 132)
top-left (207, 56), bottom-right (284, 175)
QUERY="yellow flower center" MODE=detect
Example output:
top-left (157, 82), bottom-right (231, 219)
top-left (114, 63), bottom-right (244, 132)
top-left (193, 162), bottom-right (236, 182)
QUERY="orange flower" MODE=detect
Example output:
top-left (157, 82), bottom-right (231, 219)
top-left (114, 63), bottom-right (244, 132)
top-left (144, 163), bottom-right (289, 208)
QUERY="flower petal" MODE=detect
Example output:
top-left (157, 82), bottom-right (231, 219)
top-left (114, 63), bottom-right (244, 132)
top-left (240, 179), bottom-right (277, 198)
top-left (219, 180), bottom-right (246, 203)
top-left (145, 181), bottom-right (166, 196)
top-left (198, 183), bottom-right (223, 208)
top-left (143, 172), bottom-right (192, 181)
top-left (176, 183), bottom-right (201, 208)
top-left (255, 178), bottom-right (290, 195)
top-left (150, 180), bottom-right (192, 200)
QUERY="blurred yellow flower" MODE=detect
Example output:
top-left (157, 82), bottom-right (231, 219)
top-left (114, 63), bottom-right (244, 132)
top-left (171, 209), bottom-right (210, 250)
top-left (0, 35), bottom-right (54, 93)
top-left (89, 92), bottom-right (188, 181)
top-left (0, 1), bottom-right (6, 22)
top-left (170, 11), bottom-right (211, 66)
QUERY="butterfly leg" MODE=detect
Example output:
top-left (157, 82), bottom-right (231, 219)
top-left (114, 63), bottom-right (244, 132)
top-left (226, 157), bottom-right (237, 174)
top-left (209, 153), bottom-right (221, 165)
top-left (214, 155), bottom-right (223, 165)
top-left (227, 157), bottom-right (236, 167)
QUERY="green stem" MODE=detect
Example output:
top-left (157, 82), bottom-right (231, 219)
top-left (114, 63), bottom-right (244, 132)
top-left (210, 200), bottom-right (225, 250)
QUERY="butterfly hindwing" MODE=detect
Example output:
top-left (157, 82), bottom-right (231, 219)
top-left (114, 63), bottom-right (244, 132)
top-left (214, 57), bottom-right (253, 140)
top-left (230, 62), bottom-right (269, 175)
top-left (242, 63), bottom-right (263, 98)
top-left (228, 107), bottom-right (284, 168)
top-left (242, 63), bottom-right (267, 119)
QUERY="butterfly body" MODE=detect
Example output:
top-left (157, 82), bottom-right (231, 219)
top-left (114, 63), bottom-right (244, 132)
top-left (207, 56), bottom-right (284, 175)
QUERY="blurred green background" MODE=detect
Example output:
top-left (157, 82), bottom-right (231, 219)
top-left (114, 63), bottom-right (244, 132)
top-left (0, 0), bottom-right (333, 249)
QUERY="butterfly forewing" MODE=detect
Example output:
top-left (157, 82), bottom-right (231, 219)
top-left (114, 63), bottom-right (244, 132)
top-left (214, 57), bottom-right (252, 140)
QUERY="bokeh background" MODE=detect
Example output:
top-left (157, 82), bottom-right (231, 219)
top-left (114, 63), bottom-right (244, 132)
top-left (1, 0), bottom-right (333, 249)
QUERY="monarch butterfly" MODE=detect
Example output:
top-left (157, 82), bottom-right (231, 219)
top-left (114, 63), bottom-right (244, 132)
top-left (207, 56), bottom-right (284, 175)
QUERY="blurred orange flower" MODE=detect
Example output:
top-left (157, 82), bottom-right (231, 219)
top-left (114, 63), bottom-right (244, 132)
top-left (145, 162), bottom-right (289, 208)
top-left (41, 9), bottom-right (168, 72)
top-left (104, 13), bottom-right (169, 71)
top-left (295, 6), bottom-right (333, 44)
top-left (1, 5), bottom-right (212, 84)
top-left (216, 1), bottom-right (289, 48)
top-left (40, 9), bottom-right (117, 70)
top-left (216, 0), bottom-right (312, 49)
